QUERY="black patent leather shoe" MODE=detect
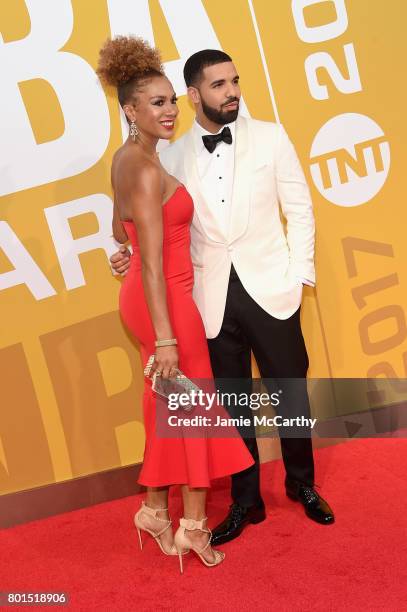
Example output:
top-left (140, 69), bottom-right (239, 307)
top-left (286, 482), bottom-right (335, 525)
top-left (211, 501), bottom-right (266, 546)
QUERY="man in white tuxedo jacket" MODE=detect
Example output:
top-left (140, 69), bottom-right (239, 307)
top-left (111, 50), bottom-right (334, 542)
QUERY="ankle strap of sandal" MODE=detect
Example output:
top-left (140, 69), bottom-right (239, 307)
top-left (179, 517), bottom-right (208, 531)
top-left (141, 501), bottom-right (170, 521)
top-left (180, 517), bottom-right (212, 554)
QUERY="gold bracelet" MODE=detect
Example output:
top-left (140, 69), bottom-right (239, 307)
top-left (155, 338), bottom-right (177, 347)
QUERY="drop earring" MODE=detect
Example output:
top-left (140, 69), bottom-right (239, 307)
top-left (130, 120), bottom-right (139, 141)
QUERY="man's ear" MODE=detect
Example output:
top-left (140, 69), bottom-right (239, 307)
top-left (187, 86), bottom-right (200, 105)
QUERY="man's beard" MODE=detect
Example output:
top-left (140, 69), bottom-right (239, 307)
top-left (201, 96), bottom-right (239, 125)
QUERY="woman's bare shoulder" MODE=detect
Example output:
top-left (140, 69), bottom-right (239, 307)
top-left (126, 158), bottom-right (162, 193)
top-left (115, 147), bottom-right (157, 175)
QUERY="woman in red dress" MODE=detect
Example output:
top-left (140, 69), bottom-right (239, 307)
top-left (97, 37), bottom-right (253, 572)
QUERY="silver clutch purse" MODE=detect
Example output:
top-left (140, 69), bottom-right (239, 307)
top-left (143, 355), bottom-right (200, 412)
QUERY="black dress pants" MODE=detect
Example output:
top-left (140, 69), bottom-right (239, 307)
top-left (207, 265), bottom-right (315, 507)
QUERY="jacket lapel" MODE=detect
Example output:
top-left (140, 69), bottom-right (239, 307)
top-left (183, 129), bottom-right (227, 244)
top-left (228, 116), bottom-right (254, 244)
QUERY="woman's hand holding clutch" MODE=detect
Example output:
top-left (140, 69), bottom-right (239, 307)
top-left (150, 345), bottom-right (179, 379)
top-left (144, 353), bottom-right (201, 413)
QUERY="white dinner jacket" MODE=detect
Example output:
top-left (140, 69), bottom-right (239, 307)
top-left (159, 115), bottom-right (315, 339)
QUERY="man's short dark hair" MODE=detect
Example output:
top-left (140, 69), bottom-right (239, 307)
top-left (183, 49), bottom-right (232, 87)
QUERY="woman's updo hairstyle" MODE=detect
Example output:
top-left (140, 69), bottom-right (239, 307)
top-left (97, 36), bottom-right (164, 108)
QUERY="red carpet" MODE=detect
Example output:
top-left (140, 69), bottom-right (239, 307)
top-left (1, 438), bottom-right (407, 611)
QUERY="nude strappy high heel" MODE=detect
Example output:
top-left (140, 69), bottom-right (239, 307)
top-left (174, 517), bottom-right (225, 573)
top-left (134, 501), bottom-right (177, 556)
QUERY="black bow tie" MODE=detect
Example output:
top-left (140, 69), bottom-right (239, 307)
top-left (202, 126), bottom-right (233, 153)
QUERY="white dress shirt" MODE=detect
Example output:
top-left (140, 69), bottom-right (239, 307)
top-left (192, 120), bottom-right (235, 238)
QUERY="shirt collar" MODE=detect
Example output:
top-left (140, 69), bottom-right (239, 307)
top-left (192, 119), bottom-right (236, 155)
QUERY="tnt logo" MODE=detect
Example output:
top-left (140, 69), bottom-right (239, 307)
top-left (309, 113), bottom-right (390, 207)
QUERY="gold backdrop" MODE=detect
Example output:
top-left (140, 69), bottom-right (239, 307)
top-left (1, 0), bottom-right (406, 495)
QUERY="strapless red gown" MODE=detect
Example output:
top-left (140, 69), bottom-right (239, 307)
top-left (119, 185), bottom-right (254, 487)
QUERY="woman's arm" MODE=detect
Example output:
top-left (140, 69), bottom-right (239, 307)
top-left (129, 162), bottom-right (178, 378)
